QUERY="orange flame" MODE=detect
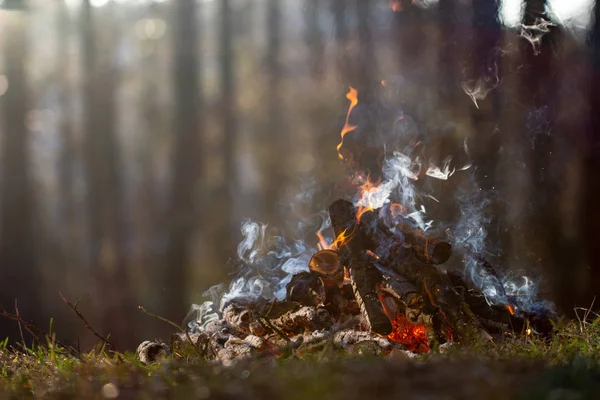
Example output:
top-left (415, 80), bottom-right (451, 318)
top-left (343, 266), bottom-right (351, 283)
top-left (316, 232), bottom-right (330, 251)
top-left (336, 86), bottom-right (358, 160)
top-left (332, 227), bottom-right (352, 249)
top-left (506, 305), bottom-right (515, 316)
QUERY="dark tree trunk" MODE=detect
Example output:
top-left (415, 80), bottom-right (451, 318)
top-left (0, 4), bottom-right (41, 343)
top-left (331, 0), bottom-right (350, 82)
top-left (81, 1), bottom-right (132, 349)
top-left (581, 0), bottom-right (600, 311)
top-left (214, 0), bottom-right (237, 272)
top-left (56, 0), bottom-right (80, 296)
top-left (303, 0), bottom-right (325, 80)
top-left (437, 0), bottom-right (457, 100)
top-left (469, 0), bottom-right (502, 243)
top-left (518, 0), bottom-right (574, 313)
top-left (165, 0), bottom-right (202, 321)
top-left (264, 0), bottom-right (285, 222)
top-left (136, 3), bottom-right (167, 317)
top-left (355, 0), bottom-right (375, 93)
top-left (522, 0), bottom-right (547, 24)
top-left (394, 0), bottom-right (425, 73)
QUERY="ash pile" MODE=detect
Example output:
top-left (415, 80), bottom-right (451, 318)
top-left (138, 199), bottom-right (554, 366)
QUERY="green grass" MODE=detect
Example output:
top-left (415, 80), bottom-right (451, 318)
top-left (2, 315), bottom-right (600, 399)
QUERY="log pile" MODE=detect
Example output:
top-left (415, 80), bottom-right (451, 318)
top-left (137, 199), bottom-right (554, 365)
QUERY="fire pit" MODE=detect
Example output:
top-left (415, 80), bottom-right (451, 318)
top-left (138, 86), bottom-right (555, 365)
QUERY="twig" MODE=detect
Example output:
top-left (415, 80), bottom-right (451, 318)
top-left (59, 292), bottom-right (115, 351)
top-left (138, 305), bottom-right (203, 358)
top-left (0, 309), bottom-right (75, 354)
top-left (14, 299), bottom-right (26, 349)
top-left (0, 310), bottom-right (43, 343)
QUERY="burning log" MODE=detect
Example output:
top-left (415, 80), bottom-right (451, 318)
top-left (389, 259), bottom-right (491, 344)
top-left (328, 199), bottom-right (490, 345)
top-left (361, 205), bottom-right (453, 265)
top-left (285, 271), bottom-right (326, 306)
top-left (309, 250), bottom-right (344, 287)
top-left (329, 199), bottom-right (393, 336)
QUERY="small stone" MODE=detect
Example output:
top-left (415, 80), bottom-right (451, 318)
top-left (346, 340), bottom-right (382, 357)
top-left (101, 383), bottom-right (119, 399)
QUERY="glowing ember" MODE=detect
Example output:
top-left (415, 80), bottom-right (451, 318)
top-left (388, 316), bottom-right (430, 353)
top-left (506, 305), bottom-right (515, 315)
top-left (337, 86), bottom-right (358, 160)
top-left (390, 203), bottom-right (407, 216)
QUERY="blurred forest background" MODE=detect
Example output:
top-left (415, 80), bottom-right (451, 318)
top-left (0, 0), bottom-right (600, 350)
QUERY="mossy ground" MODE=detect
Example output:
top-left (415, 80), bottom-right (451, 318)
top-left (2, 315), bottom-right (600, 399)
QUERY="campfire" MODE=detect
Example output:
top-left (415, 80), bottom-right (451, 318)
top-left (138, 86), bottom-right (555, 365)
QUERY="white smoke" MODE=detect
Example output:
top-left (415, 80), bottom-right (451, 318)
top-left (426, 156), bottom-right (455, 180)
top-left (187, 219), bottom-right (316, 332)
top-left (519, 18), bottom-right (555, 56)
top-left (452, 181), bottom-right (555, 316)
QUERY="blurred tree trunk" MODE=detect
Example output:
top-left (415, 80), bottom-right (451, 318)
top-left (57, 0), bottom-right (77, 284)
top-left (355, 0), bottom-right (375, 93)
top-left (0, 4), bottom-right (41, 342)
top-left (264, 0), bottom-right (285, 223)
top-left (519, 0), bottom-right (574, 311)
top-left (581, 0), bottom-right (600, 311)
top-left (437, 0), bottom-right (457, 101)
top-left (304, 0), bottom-right (324, 81)
top-left (469, 0), bottom-right (502, 245)
top-left (214, 0), bottom-right (237, 272)
top-left (165, 0), bottom-right (202, 321)
top-left (136, 4), bottom-right (166, 313)
top-left (81, 0), bottom-right (133, 349)
top-left (331, 0), bottom-right (350, 82)
top-left (523, 0), bottom-right (546, 24)
top-left (394, 0), bottom-right (425, 73)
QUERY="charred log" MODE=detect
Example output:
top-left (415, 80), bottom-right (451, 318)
top-left (309, 249), bottom-right (344, 287)
top-left (329, 199), bottom-right (393, 335)
top-left (286, 271), bottom-right (326, 306)
top-left (329, 199), bottom-right (489, 345)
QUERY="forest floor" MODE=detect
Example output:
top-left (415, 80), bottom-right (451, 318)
top-left (1, 313), bottom-right (600, 400)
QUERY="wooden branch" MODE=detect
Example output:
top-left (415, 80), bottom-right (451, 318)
top-left (59, 292), bottom-right (115, 351)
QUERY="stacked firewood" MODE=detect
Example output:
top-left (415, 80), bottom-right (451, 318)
top-left (137, 199), bottom-right (553, 365)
